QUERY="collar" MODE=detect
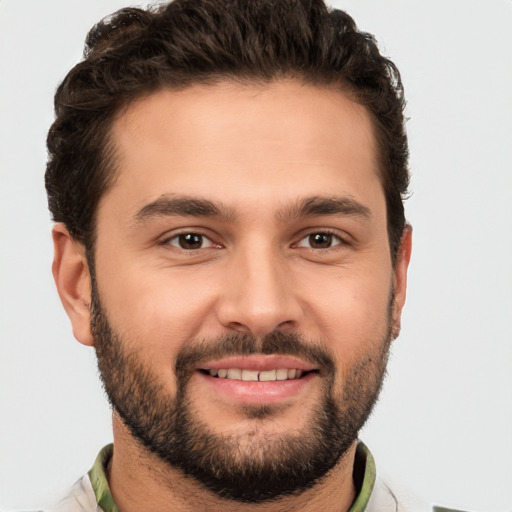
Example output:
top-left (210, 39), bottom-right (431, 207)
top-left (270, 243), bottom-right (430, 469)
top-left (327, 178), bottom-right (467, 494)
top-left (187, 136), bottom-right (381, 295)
top-left (88, 441), bottom-right (376, 512)
top-left (350, 440), bottom-right (377, 511)
top-left (88, 444), bottom-right (119, 512)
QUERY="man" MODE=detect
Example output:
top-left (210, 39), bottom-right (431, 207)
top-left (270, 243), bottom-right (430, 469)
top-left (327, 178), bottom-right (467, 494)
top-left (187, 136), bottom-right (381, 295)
top-left (42, 0), bottom-right (432, 510)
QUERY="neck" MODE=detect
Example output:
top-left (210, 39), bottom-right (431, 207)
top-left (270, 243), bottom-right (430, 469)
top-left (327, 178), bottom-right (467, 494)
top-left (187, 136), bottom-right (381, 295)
top-left (108, 415), bottom-right (358, 512)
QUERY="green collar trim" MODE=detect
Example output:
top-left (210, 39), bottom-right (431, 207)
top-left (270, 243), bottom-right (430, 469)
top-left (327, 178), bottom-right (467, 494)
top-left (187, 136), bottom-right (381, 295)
top-left (88, 444), bottom-right (119, 512)
top-left (88, 441), bottom-right (376, 512)
top-left (348, 441), bottom-right (377, 512)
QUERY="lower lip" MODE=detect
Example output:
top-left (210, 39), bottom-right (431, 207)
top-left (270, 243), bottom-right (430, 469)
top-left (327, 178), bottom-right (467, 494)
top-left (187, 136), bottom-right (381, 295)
top-left (197, 371), bottom-right (317, 405)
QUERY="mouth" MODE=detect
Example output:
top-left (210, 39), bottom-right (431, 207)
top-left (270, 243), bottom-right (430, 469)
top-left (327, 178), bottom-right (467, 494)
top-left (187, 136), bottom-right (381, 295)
top-left (194, 355), bottom-right (319, 406)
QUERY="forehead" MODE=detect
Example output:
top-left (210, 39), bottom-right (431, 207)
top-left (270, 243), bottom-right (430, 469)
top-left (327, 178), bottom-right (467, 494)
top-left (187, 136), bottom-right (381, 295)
top-left (105, 80), bottom-right (383, 219)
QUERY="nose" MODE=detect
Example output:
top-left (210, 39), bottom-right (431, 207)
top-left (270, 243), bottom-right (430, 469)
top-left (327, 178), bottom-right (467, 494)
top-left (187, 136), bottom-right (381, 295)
top-left (216, 242), bottom-right (303, 337)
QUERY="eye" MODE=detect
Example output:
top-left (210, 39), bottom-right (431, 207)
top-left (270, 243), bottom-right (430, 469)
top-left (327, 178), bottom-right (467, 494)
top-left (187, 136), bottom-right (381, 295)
top-left (164, 232), bottom-right (217, 250)
top-left (296, 232), bottom-right (343, 249)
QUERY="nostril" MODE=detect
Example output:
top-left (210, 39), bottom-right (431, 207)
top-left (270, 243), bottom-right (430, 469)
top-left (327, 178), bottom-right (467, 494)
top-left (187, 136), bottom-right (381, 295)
top-left (227, 321), bottom-right (252, 333)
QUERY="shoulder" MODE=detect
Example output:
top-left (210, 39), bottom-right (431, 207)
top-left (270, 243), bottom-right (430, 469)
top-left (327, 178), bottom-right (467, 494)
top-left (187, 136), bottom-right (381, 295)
top-left (366, 476), bottom-right (429, 512)
top-left (432, 508), bottom-right (470, 512)
top-left (45, 475), bottom-right (100, 512)
top-left (367, 477), bottom-right (469, 512)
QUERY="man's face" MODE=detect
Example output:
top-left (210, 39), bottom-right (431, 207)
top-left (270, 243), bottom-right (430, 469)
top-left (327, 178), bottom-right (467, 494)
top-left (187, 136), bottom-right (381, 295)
top-left (83, 81), bottom-right (409, 500)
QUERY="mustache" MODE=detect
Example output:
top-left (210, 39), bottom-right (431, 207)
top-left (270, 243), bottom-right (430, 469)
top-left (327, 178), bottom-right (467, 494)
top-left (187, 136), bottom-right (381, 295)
top-left (175, 331), bottom-right (335, 377)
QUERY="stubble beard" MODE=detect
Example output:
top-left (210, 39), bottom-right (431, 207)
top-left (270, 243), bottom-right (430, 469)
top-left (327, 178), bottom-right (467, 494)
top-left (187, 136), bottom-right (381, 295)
top-left (91, 285), bottom-right (393, 503)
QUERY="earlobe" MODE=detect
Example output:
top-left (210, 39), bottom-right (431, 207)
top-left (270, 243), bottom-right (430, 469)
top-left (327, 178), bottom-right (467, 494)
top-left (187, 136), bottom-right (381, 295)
top-left (52, 223), bottom-right (94, 346)
top-left (391, 224), bottom-right (412, 339)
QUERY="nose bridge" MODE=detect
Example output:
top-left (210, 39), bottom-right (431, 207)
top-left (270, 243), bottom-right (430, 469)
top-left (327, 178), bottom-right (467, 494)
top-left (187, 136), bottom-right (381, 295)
top-left (217, 237), bottom-right (301, 336)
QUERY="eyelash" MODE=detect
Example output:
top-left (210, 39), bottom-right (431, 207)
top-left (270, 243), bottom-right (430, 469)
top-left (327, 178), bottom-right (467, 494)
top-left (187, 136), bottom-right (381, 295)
top-left (294, 230), bottom-right (346, 250)
top-left (161, 231), bottom-right (219, 251)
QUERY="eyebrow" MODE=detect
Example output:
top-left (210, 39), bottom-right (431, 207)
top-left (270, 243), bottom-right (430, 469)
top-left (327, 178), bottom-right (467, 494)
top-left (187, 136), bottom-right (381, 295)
top-left (134, 195), bottom-right (235, 223)
top-left (277, 196), bottom-right (372, 222)
top-left (133, 194), bottom-right (371, 224)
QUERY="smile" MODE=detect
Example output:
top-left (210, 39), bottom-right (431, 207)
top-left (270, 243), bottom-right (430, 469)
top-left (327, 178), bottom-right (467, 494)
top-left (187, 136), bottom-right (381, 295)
top-left (204, 368), bottom-right (306, 381)
top-left (195, 355), bottom-right (319, 404)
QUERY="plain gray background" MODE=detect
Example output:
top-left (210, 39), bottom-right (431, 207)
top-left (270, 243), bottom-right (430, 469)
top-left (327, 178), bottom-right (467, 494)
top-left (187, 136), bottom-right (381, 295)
top-left (1, 0), bottom-right (511, 510)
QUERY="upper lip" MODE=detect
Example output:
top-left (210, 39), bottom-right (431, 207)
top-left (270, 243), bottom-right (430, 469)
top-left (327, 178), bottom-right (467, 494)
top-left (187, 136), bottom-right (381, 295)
top-left (198, 355), bottom-right (316, 372)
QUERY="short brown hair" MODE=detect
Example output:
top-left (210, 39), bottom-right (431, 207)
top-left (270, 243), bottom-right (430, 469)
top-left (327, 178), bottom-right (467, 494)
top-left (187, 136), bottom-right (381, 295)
top-left (45, 0), bottom-right (409, 260)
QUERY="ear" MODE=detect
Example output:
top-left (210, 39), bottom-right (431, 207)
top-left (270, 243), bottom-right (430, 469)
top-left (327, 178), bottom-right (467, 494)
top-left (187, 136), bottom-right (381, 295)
top-left (391, 224), bottom-right (412, 339)
top-left (52, 223), bottom-right (94, 346)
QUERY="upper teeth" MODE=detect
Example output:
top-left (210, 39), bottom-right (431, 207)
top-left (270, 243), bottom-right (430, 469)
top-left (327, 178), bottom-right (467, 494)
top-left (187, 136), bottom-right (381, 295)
top-left (208, 368), bottom-right (303, 381)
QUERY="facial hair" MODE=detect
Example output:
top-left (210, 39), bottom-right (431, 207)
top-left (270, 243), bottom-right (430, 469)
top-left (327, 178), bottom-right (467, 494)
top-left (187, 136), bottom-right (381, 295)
top-left (91, 287), bottom-right (393, 503)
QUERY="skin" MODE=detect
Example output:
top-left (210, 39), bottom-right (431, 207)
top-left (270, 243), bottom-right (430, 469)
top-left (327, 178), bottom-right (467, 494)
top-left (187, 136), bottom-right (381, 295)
top-left (52, 80), bottom-right (412, 512)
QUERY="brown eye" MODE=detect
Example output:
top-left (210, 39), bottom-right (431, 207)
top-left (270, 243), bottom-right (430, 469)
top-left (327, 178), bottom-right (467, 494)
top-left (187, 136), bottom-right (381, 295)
top-left (297, 232), bottom-right (342, 249)
top-left (309, 233), bottom-right (332, 248)
top-left (166, 233), bottom-right (216, 250)
top-left (179, 233), bottom-right (203, 249)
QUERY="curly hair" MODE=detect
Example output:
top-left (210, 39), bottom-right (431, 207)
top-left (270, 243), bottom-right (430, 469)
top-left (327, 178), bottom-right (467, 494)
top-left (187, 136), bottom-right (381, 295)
top-left (45, 0), bottom-right (409, 261)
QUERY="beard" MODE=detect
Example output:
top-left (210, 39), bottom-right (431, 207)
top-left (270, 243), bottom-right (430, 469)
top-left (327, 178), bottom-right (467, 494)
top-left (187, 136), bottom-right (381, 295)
top-left (91, 286), bottom-right (392, 503)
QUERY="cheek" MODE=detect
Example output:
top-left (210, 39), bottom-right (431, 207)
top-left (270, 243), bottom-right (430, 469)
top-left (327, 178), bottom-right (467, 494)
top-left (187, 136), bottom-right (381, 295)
top-left (94, 259), bottom-right (218, 360)
top-left (304, 268), bottom-right (392, 368)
